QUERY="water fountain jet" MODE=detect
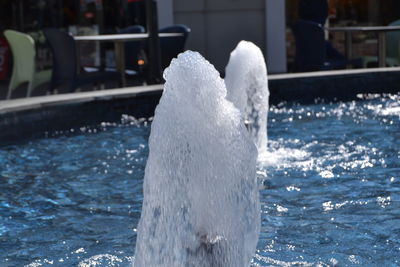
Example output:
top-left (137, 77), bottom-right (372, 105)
top-left (134, 51), bottom-right (260, 267)
top-left (225, 41), bottom-right (270, 156)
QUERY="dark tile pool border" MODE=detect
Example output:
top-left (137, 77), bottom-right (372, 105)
top-left (269, 67), bottom-right (400, 103)
top-left (0, 86), bottom-right (163, 146)
top-left (1, 67), bottom-right (400, 146)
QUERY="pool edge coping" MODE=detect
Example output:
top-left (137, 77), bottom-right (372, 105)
top-left (268, 66), bottom-right (400, 80)
top-left (1, 66), bottom-right (400, 114)
top-left (0, 84), bottom-right (164, 114)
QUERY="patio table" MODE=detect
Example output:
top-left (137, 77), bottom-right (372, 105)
top-left (73, 33), bottom-right (182, 87)
top-left (326, 25), bottom-right (400, 67)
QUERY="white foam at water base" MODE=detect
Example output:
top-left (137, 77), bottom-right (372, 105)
top-left (134, 51), bottom-right (260, 267)
top-left (225, 41), bottom-right (270, 156)
top-left (379, 106), bottom-right (400, 116)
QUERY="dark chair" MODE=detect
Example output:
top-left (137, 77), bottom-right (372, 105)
top-left (43, 28), bottom-right (119, 93)
top-left (118, 25), bottom-right (146, 78)
top-left (159, 24), bottom-right (191, 69)
top-left (292, 20), bottom-right (361, 72)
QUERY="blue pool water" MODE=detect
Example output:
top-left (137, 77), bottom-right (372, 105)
top-left (1, 94), bottom-right (399, 266)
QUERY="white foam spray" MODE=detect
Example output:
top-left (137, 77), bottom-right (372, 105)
top-left (225, 41), bottom-right (270, 156)
top-left (134, 51), bottom-right (260, 267)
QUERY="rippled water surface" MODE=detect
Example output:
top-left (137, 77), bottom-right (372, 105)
top-left (1, 94), bottom-right (399, 266)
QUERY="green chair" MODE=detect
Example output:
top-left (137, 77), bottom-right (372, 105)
top-left (4, 30), bottom-right (52, 99)
top-left (363, 19), bottom-right (400, 68)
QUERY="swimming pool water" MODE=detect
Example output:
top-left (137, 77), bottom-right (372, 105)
top-left (1, 94), bottom-right (399, 266)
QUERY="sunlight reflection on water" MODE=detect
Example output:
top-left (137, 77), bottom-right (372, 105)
top-left (0, 94), bottom-right (399, 266)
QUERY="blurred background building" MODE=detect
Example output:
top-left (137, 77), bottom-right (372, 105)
top-left (0, 0), bottom-right (400, 80)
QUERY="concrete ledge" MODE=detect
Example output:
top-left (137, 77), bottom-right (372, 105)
top-left (268, 67), bottom-right (400, 103)
top-left (0, 85), bottom-right (163, 146)
top-left (1, 68), bottom-right (400, 146)
top-left (1, 67), bottom-right (399, 114)
top-left (0, 84), bottom-right (163, 114)
top-left (269, 66), bottom-right (400, 80)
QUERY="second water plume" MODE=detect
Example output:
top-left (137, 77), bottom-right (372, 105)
top-left (134, 51), bottom-right (260, 267)
top-left (225, 41), bottom-right (270, 156)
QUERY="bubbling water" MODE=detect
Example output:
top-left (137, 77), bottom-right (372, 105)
top-left (225, 41), bottom-right (270, 156)
top-left (133, 51), bottom-right (260, 267)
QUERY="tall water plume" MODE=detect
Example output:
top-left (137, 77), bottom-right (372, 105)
top-left (225, 41), bottom-right (270, 156)
top-left (134, 51), bottom-right (260, 267)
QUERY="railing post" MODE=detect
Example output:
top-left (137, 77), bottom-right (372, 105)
top-left (146, 0), bottom-right (162, 84)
